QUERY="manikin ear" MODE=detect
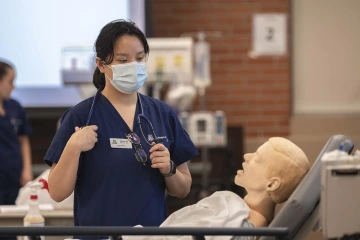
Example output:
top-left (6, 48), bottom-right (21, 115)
top-left (95, 57), bottom-right (106, 73)
top-left (266, 177), bottom-right (281, 193)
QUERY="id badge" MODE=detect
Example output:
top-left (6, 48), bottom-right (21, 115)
top-left (109, 138), bottom-right (132, 149)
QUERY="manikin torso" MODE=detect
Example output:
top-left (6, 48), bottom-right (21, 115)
top-left (123, 190), bottom-right (256, 240)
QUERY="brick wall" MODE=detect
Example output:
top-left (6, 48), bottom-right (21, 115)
top-left (151, 0), bottom-right (291, 137)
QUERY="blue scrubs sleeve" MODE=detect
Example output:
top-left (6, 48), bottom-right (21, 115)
top-left (43, 108), bottom-right (82, 167)
top-left (168, 108), bottom-right (199, 166)
top-left (17, 105), bottom-right (32, 136)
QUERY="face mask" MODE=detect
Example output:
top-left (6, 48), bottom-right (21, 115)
top-left (105, 61), bottom-right (147, 94)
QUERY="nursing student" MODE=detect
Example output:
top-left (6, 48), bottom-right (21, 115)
top-left (44, 19), bottom-right (199, 231)
top-left (0, 59), bottom-right (33, 205)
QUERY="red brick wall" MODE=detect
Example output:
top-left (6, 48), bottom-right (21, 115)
top-left (151, 0), bottom-right (291, 137)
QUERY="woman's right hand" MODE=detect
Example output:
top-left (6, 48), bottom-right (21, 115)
top-left (69, 125), bottom-right (98, 152)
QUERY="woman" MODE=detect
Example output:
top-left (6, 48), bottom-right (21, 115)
top-left (0, 59), bottom-right (33, 205)
top-left (44, 19), bottom-right (199, 230)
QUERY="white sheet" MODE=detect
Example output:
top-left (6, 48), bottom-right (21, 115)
top-left (16, 169), bottom-right (74, 210)
top-left (123, 191), bottom-right (251, 240)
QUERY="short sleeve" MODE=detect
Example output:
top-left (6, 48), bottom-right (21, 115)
top-left (43, 108), bottom-right (82, 167)
top-left (17, 104), bottom-right (32, 136)
top-left (168, 107), bottom-right (199, 166)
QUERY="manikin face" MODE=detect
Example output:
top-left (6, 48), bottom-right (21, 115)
top-left (235, 141), bottom-right (274, 193)
top-left (0, 67), bottom-right (15, 100)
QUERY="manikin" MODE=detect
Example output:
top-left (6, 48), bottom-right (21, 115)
top-left (123, 137), bottom-right (310, 240)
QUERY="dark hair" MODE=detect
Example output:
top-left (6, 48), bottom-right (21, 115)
top-left (93, 19), bottom-right (149, 89)
top-left (0, 59), bottom-right (15, 81)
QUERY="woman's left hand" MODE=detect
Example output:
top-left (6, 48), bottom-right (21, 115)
top-left (149, 143), bottom-right (171, 174)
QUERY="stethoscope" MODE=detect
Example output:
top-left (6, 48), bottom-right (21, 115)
top-left (83, 88), bottom-right (159, 145)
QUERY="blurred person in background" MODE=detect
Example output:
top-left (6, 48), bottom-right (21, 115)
top-left (0, 59), bottom-right (33, 205)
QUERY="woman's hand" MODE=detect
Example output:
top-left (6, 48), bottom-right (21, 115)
top-left (69, 125), bottom-right (98, 152)
top-left (150, 143), bottom-right (171, 174)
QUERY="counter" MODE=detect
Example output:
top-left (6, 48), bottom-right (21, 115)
top-left (0, 210), bottom-right (73, 240)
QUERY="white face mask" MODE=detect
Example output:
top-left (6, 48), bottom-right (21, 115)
top-left (105, 61), bottom-right (147, 94)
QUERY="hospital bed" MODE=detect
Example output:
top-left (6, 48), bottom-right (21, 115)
top-left (260, 134), bottom-right (354, 240)
top-left (0, 135), bottom-right (354, 240)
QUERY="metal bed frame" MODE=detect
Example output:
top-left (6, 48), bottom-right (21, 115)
top-left (0, 226), bottom-right (289, 240)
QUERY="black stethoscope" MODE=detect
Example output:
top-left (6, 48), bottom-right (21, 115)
top-left (83, 88), bottom-right (159, 145)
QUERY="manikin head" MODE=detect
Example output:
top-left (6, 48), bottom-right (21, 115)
top-left (235, 137), bottom-right (310, 204)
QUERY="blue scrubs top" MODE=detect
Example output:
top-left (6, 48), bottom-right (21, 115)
top-left (0, 99), bottom-right (32, 188)
top-left (44, 92), bottom-right (199, 228)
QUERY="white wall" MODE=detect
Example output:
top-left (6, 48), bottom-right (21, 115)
top-left (0, 0), bottom-right (129, 87)
top-left (293, 0), bottom-right (360, 115)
